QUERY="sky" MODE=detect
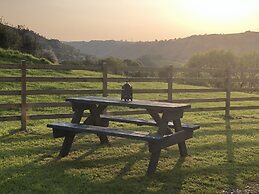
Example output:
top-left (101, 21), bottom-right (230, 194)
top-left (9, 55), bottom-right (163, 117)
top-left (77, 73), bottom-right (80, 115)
top-left (1, 0), bottom-right (259, 41)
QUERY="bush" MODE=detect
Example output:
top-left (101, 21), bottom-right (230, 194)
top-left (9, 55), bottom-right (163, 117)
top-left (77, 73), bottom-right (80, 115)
top-left (37, 49), bottom-right (58, 64)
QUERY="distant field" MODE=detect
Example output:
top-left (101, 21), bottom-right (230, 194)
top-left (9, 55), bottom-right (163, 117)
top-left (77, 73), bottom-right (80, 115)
top-left (0, 56), bottom-right (259, 193)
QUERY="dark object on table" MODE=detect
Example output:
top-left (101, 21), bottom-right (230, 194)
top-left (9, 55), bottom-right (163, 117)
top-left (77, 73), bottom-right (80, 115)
top-left (121, 81), bottom-right (133, 101)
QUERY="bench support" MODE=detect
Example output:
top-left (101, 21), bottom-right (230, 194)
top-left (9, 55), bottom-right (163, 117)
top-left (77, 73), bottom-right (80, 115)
top-left (59, 105), bottom-right (84, 157)
top-left (59, 104), bottom-right (109, 157)
top-left (147, 150), bottom-right (161, 175)
top-left (59, 132), bottom-right (76, 157)
top-left (173, 119), bottom-right (188, 157)
top-left (84, 104), bottom-right (109, 144)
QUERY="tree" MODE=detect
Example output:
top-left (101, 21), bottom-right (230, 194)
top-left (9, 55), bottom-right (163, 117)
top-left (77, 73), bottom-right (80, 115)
top-left (184, 50), bottom-right (236, 87)
top-left (0, 26), bottom-right (8, 48)
top-left (38, 49), bottom-right (58, 63)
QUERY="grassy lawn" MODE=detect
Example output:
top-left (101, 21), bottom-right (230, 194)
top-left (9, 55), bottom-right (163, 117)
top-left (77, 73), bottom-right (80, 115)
top-left (0, 65), bottom-right (259, 193)
top-left (0, 111), bottom-right (258, 194)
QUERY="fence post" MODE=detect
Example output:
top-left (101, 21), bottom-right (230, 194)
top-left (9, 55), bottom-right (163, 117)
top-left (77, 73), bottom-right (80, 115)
top-left (102, 62), bottom-right (108, 97)
top-left (225, 66), bottom-right (232, 118)
top-left (167, 65), bottom-right (173, 102)
top-left (21, 60), bottom-right (27, 131)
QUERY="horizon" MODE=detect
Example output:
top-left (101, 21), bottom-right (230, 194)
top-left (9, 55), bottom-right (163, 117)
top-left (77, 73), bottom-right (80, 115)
top-left (1, 0), bottom-right (259, 41)
top-left (65, 30), bottom-right (259, 42)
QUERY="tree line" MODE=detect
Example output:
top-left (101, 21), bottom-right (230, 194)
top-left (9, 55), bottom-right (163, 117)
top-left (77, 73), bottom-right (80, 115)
top-left (0, 22), bottom-right (58, 63)
top-left (183, 50), bottom-right (259, 89)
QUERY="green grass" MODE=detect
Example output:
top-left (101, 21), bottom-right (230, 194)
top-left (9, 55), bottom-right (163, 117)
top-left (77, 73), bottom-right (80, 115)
top-left (0, 48), bottom-right (52, 65)
top-left (0, 60), bottom-right (259, 193)
top-left (0, 112), bottom-right (258, 194)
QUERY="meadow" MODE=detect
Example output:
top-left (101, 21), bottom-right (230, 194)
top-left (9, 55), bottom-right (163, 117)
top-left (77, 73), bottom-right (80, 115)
top-left (0, 53), bottom-right (258, 193)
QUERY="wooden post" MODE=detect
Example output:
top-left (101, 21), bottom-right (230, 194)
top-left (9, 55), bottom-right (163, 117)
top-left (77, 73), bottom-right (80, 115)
top-left (225, 66), bottom-right (231, 118)
top-left (102, 62), bottom-right (108, 97)
top-left (21, 60), bottom-right (27, 131)
top-left (167, 65), bottom-right (173, 102)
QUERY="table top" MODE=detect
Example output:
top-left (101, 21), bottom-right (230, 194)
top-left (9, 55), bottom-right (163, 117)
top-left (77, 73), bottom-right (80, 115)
top-left (66, 96), bottom-right (191, 111)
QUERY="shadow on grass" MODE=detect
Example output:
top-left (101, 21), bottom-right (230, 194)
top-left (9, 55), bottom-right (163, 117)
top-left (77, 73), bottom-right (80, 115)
top-left (225, 119), bottom-right (237, 193)
top-left (0, 120), bottom-right (258, 193)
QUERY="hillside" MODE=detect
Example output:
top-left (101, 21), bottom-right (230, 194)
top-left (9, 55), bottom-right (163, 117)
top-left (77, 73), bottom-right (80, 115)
top-left (0, 48), bottom-right (51, 64)
top-left (66, 31), bottom-right (259, 66)
top-left (0, 23), bottom-right (82, 63)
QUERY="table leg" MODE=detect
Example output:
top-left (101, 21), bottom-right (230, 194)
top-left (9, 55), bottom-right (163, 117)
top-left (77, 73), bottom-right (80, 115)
top-left (147, 109), bottom-right (172, 135)
top-left (59, 106), bottom-right (84, 157)
top-left (59, 133), bottom-right (76, 157)
top-left (173, 119), bottom-right (188, 157)
top-left (83, 104), bottom-right (109, 144)
top-left (96, 119), bottom-right (109, 144)
top-left (147, 149), bottom-right (161, 175)
top-left (146, 109), bottom-right (186, 173)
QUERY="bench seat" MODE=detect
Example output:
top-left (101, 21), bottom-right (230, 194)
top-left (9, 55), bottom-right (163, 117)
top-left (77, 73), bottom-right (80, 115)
top-left (47, 120), bottom-right (198, 174)
top-left (100, 115), bottom-right (200, 131)
top-left (47, 122), bottom-right (165, 142)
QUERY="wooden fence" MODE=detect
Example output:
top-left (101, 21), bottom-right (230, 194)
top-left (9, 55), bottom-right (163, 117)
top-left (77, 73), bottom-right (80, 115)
top-left (1, 62), bottom-right (259, 130)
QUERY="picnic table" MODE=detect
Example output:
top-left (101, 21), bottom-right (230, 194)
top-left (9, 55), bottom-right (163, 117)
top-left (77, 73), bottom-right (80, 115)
top-left (47, 96), bottom-right (199, 175)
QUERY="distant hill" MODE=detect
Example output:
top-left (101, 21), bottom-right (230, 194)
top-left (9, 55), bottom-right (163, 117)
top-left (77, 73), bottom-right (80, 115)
top-left (66, 31), bottom-right (259, 66)
top-left (0, 23), bottom-right (82, 63)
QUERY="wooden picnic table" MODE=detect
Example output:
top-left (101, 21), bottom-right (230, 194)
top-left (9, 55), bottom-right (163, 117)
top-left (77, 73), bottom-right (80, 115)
top-left (47, 96), bottom-right (199, 175)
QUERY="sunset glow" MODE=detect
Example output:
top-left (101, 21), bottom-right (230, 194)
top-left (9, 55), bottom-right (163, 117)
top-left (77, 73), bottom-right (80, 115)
top-left (0, 0), bottom-right (259, 41)
top-left (179, 0), bottom-right (258, 23)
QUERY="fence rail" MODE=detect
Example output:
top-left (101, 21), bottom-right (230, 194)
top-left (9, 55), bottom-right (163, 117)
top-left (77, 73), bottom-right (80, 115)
top-left (1, 62), bottom-right (259, 130)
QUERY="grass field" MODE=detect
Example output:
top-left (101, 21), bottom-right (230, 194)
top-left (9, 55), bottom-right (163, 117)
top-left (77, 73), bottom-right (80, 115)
top-left (0, 58), bottom-right (259, 193)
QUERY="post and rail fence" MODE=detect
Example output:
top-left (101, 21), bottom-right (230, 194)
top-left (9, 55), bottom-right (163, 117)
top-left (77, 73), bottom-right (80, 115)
top-left (1, 62), bottom-right (259, 131)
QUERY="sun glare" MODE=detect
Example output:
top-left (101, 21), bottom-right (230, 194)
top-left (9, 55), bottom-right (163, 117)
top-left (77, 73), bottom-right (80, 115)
top-left (180, 0), bottom-right (258, 24)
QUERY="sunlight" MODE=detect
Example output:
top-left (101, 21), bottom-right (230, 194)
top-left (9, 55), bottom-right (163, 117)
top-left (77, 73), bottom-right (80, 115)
top-left (179, 0), bottom-right (258, 23)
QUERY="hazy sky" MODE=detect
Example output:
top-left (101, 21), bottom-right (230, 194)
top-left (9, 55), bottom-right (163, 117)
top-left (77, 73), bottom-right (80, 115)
top-left (1, 0), bottom-right (259, 41)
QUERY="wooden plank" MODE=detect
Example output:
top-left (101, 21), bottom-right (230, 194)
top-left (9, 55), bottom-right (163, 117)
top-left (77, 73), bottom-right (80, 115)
top-left (25, 64), bottom-right (102, 71)
top-left (225, 67), bottom-right (231, 118)
top-left (230, 106), bottom-right (259, 110)
top-left (26, 90), bottom-right (103, 95)
top-left (29, 113), bottom-right (90, 120)
top-left (0, 115), bottom-right (21, 121)
top-left (0, 77), bottom-right (21, 82)
top-left (66, 96), bottom-right (191, 111)
top-left (173, 89), bottom-right (225, 93)
top-left (27, 102), bottom-right (70, 108)
top-left (21, 61), bottom-right (27, 131)
top-left (173, 78), bottom-right (225, 82)
top-left (0, 103), bottom-right (21, 109)
top-left (100, 115), bottom-right (200, 130)
top-left (47, 122), bottom-right (162, 141)
top-left (0, 64), bottom-right (21, 69)
top-left (0, 90), bottom-right (20, 95)
top-left (28, 113), bottom-right (73, 120)
top-left (233, 88), bottom-right (259, 92)
top-left (57, 105), bottom-right (85, 156)
top-left (25, 77), bottom-right (102, 82)
top-left (149, 130), bottom-right (193, 153)
top-left (102, 64), bottom-right (108, 97)
top-left (187, 107), bottom-right (226, 112)
top-left (230, 97), bottom-right (259, 101)
top-left (173, 119), bottom-right (187, 156)
top-left (108, 110), bottom-right (147, 115)
top-left (168, 66), bottom-right (173, 102)
top-left (107, 89), bottom-right (168, 94)
top-left (107, 77), bottom-right (167, 82)
top-left (172, 98), bottom-right (226, 103)
top-left (20, 98), bottom-right (259, 110)
top-left (147, 150), bottom-right (161, 175)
